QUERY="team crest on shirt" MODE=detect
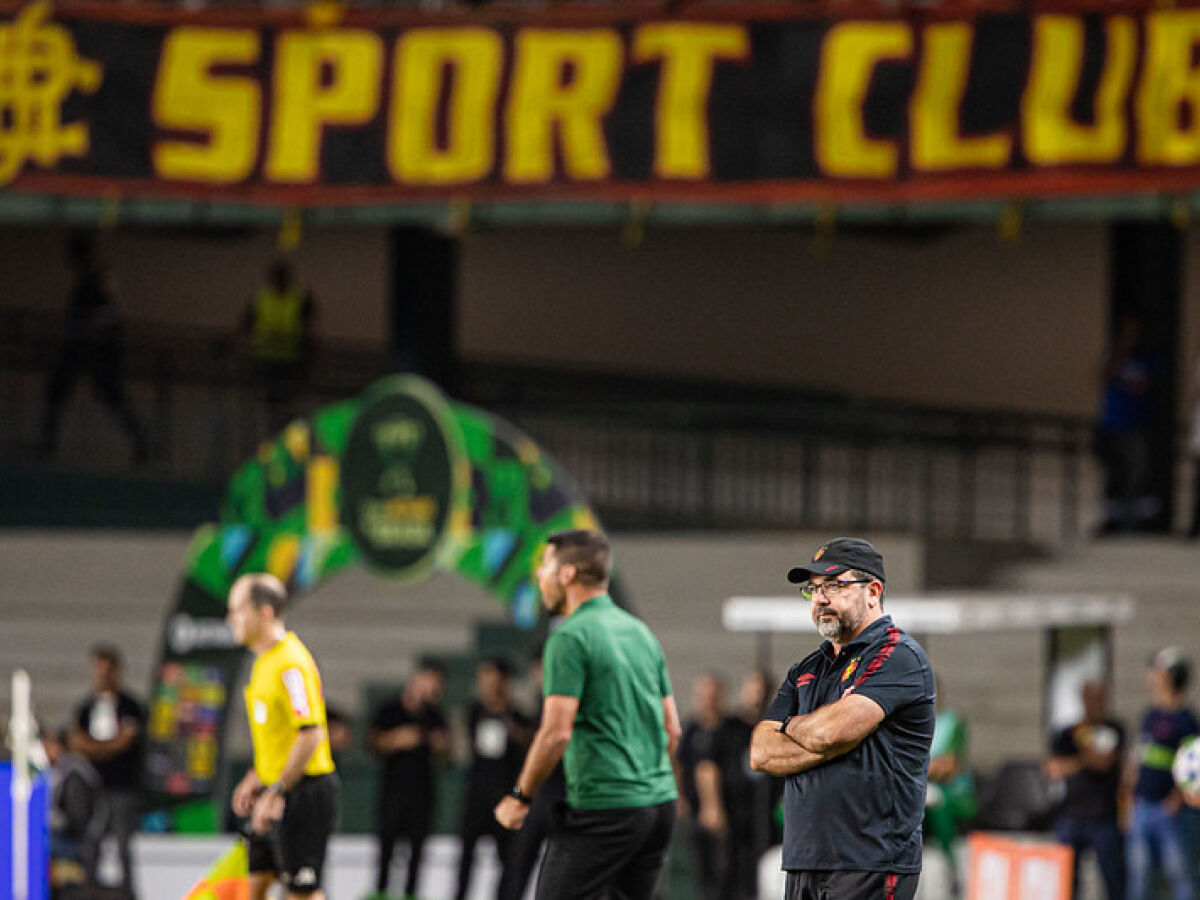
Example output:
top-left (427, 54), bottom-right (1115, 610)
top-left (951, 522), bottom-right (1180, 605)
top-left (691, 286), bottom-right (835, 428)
top-left (253, 700), bottom-right (268, 724)
top-left (841, 658), bottom-right (860, 682)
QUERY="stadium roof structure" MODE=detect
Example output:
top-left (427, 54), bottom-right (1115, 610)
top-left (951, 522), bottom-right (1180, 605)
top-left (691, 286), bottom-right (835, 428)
top-left (3, 194), bottom-right (1198, 229)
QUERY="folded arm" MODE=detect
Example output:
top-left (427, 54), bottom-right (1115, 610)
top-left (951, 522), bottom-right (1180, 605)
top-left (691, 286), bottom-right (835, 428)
top-left (750, 694), bottom-right (885, 776)
top-left (70, 719), bottom-right (139, 762)
top-left (750, 721), bottom-right (843, 775)
top-left (785, 694), bottom-right (885, 754)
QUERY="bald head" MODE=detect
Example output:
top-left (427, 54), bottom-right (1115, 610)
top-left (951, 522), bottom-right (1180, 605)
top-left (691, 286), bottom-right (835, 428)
top-left (227, 573), bottom-right (289, 651)
top-left (231, 573), bottom-right (289, 615)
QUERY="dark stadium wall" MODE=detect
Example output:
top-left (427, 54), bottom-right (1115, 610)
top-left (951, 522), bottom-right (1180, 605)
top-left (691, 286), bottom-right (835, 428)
top-left (456, 223), bottom-right (1112, 417)
top-left (1182, 230), bottom-right (1200, 390)
top-left (0, 227), bottom-right (391, 346)
top-left (11, 220), bottom-right (1200, 419)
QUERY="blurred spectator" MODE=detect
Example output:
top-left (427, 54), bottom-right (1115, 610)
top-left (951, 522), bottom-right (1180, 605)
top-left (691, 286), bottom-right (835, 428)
top-left (1045, 681), bottom-right (1125, 900)
top-left (925, 695), bottom-right (976, 899)
top-left (500, 649), bottom-right (566, 900)
top-left (43, 724), bottom-right (101, 897)
top-left (455, 657), bottom-right (532, 900)
top-left (678, 673), bottom-right (730, 900)
top-left (39, 232), bottom-right (148, 464)
top-left (1096, 312), bottom-right (1162, 534)
top-left (70, 644), bottom-right (145, 900)
top-left (324, 704), bottom-right (353, 759)
top-left (241, 258), bottom-right (317, 430)
top-left (716, 669), bottom-right (777, 900)
top-left (369, 663), bottom-right (449, 900)
top-left (1125, 648), bottom-right (1199, 900)
top-left (1186, 351), bottom-right (1200, 538)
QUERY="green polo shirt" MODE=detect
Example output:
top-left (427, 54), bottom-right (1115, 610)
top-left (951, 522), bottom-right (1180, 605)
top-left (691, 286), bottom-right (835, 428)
top-left (544, 594), bottom-right (678, 810)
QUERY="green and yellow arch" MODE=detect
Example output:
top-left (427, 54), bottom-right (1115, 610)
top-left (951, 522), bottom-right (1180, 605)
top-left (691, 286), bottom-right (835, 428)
top-left (144, 375), bottom-right (608, 800)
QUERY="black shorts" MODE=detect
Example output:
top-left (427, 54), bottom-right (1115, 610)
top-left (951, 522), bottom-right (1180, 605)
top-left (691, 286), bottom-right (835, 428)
top-left (535, 800), bottom-right (676, 900)
top-left (248, 773), bottom-right (339, 894)
top-left (785, 870), bottom-right (919, 900)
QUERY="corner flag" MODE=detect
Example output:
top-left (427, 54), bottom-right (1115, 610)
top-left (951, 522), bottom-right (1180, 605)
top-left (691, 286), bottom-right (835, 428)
top-left (180, 838), bottom-right (249, 900)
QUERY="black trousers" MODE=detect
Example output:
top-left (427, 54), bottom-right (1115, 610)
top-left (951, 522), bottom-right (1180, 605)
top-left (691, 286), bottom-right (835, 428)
top-left (83, 789), bottom-right (139, 895)
top-left (456, 792), bottom-right (515, 900)
top-left (535, 801), bottom-right (676, 900)
top-left (688, 821), bottom-right (729, 900)
top-left (725, 823), bottom-right (761, 900)
top-left (377, 784), bottom-right (433, 895)
top-left (501, 773), bottom-right (564, 900)
top-left (42, 338), bottom-right (146, 456)
top-left (784, 870), bottom-right (919, 900)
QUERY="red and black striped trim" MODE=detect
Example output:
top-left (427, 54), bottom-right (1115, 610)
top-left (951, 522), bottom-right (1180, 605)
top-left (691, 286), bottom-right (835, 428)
top-left (853, 627), bottom-right (902, 690)
top-left (885, 873), bottom-right (898, 899)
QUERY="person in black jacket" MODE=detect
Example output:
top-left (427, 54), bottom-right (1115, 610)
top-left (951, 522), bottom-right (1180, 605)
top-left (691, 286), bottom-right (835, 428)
top-left (70, 644), bottom-right (145, 899)
top-left (499, 651), bottom-right (566, 900)
top-left (1045, 681), bottom-right (1125, 900)
top-left (44, 724), bottom-right (103, 895)
top-left (456, 658), bottom-right (532, 900)
top-left (370, 663), bottom-right (449, 900)
top-left (40, 233), bottom-right (148, 463)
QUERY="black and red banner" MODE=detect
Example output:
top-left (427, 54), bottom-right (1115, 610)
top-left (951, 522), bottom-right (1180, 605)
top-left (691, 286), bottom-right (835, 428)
top-left (6, 0), bottom-right (1200, 204)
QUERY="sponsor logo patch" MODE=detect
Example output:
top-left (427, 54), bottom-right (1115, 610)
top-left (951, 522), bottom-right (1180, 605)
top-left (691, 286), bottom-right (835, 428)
top-left (797, 673), bottom-right (815, 687)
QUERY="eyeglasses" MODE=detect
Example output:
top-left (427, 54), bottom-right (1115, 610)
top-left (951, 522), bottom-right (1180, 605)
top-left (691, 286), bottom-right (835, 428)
top-left (800, 579), bottom-right (872, 601)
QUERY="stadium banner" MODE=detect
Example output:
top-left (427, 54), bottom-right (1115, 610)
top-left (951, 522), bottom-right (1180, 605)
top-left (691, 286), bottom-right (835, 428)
top-left (7, 0), bottom-right (1200, 204)
top-left (144, 375), bottom-right (603, 800)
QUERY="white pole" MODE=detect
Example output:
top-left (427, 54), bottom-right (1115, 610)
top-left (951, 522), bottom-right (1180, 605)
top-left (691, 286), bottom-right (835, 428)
top-left (11, 669), bottom-right (31, 900)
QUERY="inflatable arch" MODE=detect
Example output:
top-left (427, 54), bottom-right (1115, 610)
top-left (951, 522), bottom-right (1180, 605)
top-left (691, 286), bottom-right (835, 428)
top-left (142, 376), bottom-right (619, 801)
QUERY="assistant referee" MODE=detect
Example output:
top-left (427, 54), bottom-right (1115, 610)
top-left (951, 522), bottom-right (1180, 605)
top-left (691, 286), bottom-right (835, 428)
top-left (227, 573), bottom-right (339, 900)
top-left (495, 529), bottom-right (682, 900)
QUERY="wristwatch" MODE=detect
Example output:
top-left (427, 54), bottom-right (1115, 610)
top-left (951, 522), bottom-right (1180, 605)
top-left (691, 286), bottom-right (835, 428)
top-left (510, 785), bottom-right (533, 805)
top-left (778, 715), bottom-right (793, 734)
top-left (267, 781), bottom-right (290, 797)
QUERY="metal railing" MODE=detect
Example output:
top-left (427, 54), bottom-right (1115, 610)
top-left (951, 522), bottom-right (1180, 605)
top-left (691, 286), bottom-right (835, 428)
top-left (459, 365), bottom-right (1098, 544)
top-left (1, 306), bottom-right (1099, 542)
top-left (0, 306), bottom-right (390, 481)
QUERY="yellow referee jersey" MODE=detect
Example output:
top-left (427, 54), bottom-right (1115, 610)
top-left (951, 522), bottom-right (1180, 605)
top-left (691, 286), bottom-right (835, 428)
top-left (244, 631), bottom-right (335, 784)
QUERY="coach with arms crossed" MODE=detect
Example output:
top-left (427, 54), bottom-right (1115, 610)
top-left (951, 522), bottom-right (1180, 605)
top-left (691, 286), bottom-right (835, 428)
top-left (495, 529), bottom-right (682, 900)
top-left (751, 538), bottom-right (935, 900)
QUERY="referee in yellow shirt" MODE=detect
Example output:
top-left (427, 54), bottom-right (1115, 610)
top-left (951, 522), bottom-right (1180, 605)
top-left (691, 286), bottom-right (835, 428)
top-left (226, 573), bottom-right (339, 900)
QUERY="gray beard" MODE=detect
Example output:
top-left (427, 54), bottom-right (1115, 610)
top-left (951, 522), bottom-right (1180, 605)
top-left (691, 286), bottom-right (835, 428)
top-left (816, 616), bottom-right (844, 641)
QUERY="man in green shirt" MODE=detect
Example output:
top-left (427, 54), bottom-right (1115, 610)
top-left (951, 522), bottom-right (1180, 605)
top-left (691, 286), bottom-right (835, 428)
top-left (495, 529), bottom-right (681, 900)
